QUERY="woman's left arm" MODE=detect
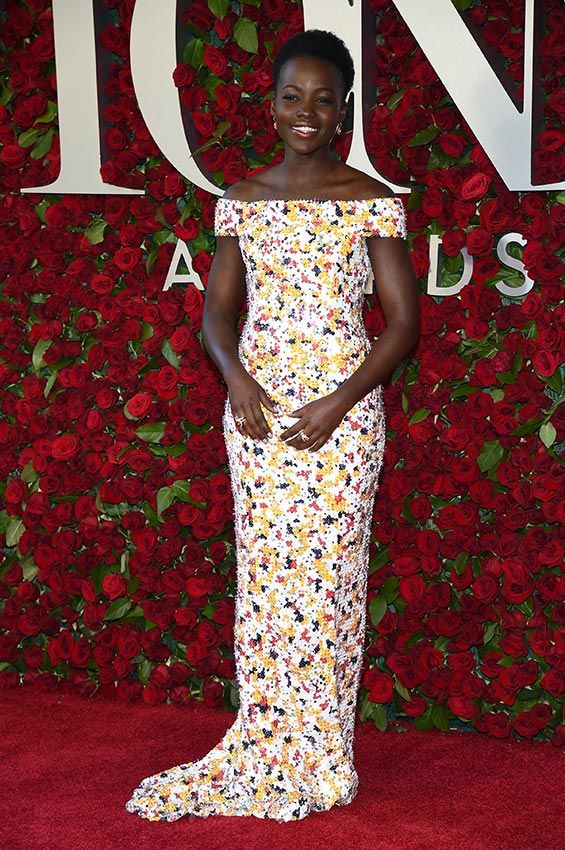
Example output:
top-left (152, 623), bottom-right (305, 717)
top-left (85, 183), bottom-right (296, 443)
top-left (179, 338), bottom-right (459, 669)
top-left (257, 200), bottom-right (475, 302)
top-left (332, 235), bottom-right (420, 410)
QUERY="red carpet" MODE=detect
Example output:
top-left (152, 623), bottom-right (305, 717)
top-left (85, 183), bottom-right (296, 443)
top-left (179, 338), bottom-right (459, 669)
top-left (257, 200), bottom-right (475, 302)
top-left (0, 684), bottom-right (561, 850)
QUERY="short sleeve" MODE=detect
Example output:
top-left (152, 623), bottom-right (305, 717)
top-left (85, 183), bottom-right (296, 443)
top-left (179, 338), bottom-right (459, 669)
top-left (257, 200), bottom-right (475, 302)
top-left (361, 196), bottom-right (407, 239)
top-left (214, 197), bottom-right (239, 237)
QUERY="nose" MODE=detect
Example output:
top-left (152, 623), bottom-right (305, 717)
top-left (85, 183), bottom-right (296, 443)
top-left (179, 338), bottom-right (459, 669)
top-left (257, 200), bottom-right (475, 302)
top-left (296, 99), bottom-right (316, 118)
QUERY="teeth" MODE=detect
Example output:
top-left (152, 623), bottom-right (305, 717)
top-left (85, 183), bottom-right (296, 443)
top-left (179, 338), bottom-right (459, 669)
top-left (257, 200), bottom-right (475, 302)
top-left (292, 126), bottom-right (317, 134)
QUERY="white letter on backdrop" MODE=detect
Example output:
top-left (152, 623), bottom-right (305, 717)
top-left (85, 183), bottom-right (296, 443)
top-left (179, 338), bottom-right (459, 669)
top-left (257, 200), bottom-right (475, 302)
top-left (303, 0), bottom-right (409, 194)
top-left (22, 0), bottom-right (142, 195)
top-left (495, 233), bottom-right (534, 296)
top-left (392, 0), bottom-right (564, 191)
top-left (130, 0), bottom-right (221, 197)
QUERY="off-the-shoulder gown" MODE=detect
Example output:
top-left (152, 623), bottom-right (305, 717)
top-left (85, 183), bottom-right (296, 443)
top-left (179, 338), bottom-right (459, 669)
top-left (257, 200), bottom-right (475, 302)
top-left (125, 195), bottom-right (407, 822)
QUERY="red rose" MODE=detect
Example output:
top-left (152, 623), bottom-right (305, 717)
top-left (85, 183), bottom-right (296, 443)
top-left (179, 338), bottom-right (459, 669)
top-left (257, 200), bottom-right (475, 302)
top-left (193, 112), bottom-right (216, 138)
top-left (202, 679), bottom-right (224, 707)
top-left (532, 350), bottom-right (560, 377)
top-left (500, 559), bottom-right (534, 604)
top-left (441, 229), bottom-right (466, 256)
top-left (367, 670), bottom-right (394, 703)
top-left (422, 187), bottom-right (445, 218)
top-left (539, 129), bottom-right (565, 151)
top-left (126, 392), bottom-right (152, 419)
top-left (51, 434), bottom-right (79, 460)
top-left (466, 227), bottom-right (493, 256)
top-left (101, 573), bottom-right (127, 600)
top-left (460, 172), bottom-right (491, 200)
top-left (173, 63), bottom-right (196, 88)
top-left (215, 82), bottom-right (242, 114)
top-left (438, 133), bottom-right (465, 158)
top-left (114, 247), bottom-right (141, 271)
top-left (1, 144), bottom-right (27, 169)
top-left (203, 44), bottom-right (229, 77)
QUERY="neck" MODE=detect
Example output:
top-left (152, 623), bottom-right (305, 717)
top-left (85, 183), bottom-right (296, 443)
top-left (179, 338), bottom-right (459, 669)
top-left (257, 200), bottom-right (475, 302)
top-left (277, 146), bottom-right (340, 189)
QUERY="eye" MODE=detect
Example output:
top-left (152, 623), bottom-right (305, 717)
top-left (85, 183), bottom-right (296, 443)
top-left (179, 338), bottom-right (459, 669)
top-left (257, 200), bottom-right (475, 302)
top-left (282, 94), bottom-right (298, 100)
top-left (318, 97), bottom-right (332, 104)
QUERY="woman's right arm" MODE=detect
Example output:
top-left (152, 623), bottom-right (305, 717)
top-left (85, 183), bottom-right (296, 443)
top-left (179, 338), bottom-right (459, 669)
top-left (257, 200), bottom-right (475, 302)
top-left (201, 234), bottom-right (277, 442)
top-left (201, 234), bottom-right (247, 386)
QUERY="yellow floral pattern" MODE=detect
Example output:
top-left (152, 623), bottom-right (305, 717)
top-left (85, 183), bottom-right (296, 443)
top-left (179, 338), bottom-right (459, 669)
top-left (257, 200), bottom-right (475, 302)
top-left (125, 196), bottom-right (407, 823)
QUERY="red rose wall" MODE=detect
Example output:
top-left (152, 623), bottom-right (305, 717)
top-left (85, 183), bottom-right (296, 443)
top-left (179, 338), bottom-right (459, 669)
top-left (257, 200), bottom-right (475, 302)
top-left (0, 0), bottom-right (563, 745)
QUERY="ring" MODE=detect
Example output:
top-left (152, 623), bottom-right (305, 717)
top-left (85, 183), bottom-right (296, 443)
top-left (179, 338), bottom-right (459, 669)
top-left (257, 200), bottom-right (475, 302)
top-left (235, 416), bottom-right (246, 426)
top-left (300, 430), bottom-right (309, 442)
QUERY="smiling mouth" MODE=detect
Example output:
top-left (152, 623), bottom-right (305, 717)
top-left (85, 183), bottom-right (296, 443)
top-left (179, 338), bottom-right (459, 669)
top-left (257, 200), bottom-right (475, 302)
top-left (290, 126), bottom-right (319, 136)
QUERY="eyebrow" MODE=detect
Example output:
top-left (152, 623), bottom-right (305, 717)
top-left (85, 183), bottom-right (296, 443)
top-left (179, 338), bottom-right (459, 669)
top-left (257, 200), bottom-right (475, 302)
top-left (282, 84), bottom-right (336, 92)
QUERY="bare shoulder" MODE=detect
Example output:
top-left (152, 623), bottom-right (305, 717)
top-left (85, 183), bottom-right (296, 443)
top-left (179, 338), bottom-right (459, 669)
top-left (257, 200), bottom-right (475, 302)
top-left (222, 180), bottom-right (256, 201)
top-left (337, 166), bottom-right (394, 199)
top-left (222, 169), bottom-right (279, 201)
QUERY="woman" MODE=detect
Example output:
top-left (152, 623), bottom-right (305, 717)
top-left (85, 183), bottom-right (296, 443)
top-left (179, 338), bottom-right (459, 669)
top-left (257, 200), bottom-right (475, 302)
top-left (126, 28), bottom-right (419, 824)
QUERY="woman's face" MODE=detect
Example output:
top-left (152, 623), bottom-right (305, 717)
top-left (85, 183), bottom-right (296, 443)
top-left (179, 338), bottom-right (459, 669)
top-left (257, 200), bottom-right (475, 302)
top-left (271, 55), bottom-right (348, 153)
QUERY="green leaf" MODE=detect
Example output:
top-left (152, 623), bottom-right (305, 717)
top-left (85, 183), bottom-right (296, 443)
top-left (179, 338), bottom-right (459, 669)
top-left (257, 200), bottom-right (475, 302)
top-left (359, 696), bottom-right (373, 722)
top-left (539, 421), bottom-right (556, 449)
top-left (477, 439), bottom-right (504, 473)
top-left (171, 479), bottom-right (190, 500)
top-left (157, 486), bottom-right (175, 518)
top-left (35, 100), bottom-right (58, 124)
top-left (134, 422), bottom-right (166, 443)
top-left (483, 621), bottom-right (499, 645)
top-left (452, 0), bottom-right (472, 10)
top-left (208, 0), bottom-right (230, 17)
top-left (408, 125), bottom-right (438, 147)
top-left (44, 369), bottom-right (58, 398)
top-left (543, 369), bottom-right (563, 394)
top-left (104, 597), bottom-right (132, 621)
top-left (233, 18), bottom-right (258, 53)
top-left (394, 680), bottom-right (411, 701)
top-left (32, 339), bottom-right (51, 372)
top-left (0, 79), bottom-right (13, 105)
top-left (368, 544), bottom-right (390, 573)
top-left (513, 418), bottom-right (543, 436)
top-left (371, 702), bottom-right (388, 732)
top-left (6, 517), bottom-right (24, 548)
top-left (184, 38), bottom-right (204, 67)
top-left (22, 558), bottom-right (39, 581)
top-left (408, 407), bottom-right (430, 425)
top-left (19, 128), bottom-right (42, 148)
top-left (386, 90), bottom-right (404, 111)
top-left (369, 594), bottom-right (388, 628)
top-left (161, 339), bottom-right (180, 368)
top-left (431, 704), bottom-right (450, 732)
top-left (84, 219), bottom-right (107, 245)
top-left (30, 129), bottom-right (54, 160)
top-left (204, 74), bottom-right (224, 96)
top-left (146, 247), bottom-right (159, 275)
top-left (453, 552), bottom-right (468, 576)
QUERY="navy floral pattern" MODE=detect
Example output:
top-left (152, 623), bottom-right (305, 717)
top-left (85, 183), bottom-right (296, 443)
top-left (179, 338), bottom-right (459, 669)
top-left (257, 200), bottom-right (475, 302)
top-left (125, 196), bottom-right (407, 822)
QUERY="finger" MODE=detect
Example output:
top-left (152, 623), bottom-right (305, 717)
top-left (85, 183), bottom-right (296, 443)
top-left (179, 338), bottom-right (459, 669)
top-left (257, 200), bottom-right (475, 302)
top-left (247, 405), bottom-right (271, 442)
top-left (289, 429), bottom-right (315, 450)
top-left (257, 401), bottom-right (274, 439)
top-left (261, 392), bottom-right (281, 415)
top-left (307, 437), bottom-right (325, 453)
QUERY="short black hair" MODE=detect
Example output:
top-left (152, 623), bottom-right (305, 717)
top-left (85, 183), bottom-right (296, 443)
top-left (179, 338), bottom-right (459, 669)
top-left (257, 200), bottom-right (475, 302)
top-left (272, 29), bottom-right (355, 100)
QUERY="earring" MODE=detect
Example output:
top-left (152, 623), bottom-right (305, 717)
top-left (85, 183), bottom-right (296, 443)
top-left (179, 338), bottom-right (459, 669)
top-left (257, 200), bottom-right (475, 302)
top-left (336, 122), bottom-right (342, 135)
top-left (273, 117), bottom-right (277, 129)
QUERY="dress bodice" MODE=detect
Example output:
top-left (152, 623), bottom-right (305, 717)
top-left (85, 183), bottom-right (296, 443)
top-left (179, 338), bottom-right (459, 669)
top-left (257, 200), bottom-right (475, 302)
top-left (213, 196), bottom-right (407, 410)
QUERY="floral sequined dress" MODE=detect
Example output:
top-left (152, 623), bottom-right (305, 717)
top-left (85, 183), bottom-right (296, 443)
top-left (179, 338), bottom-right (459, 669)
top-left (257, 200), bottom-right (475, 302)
top-left (125, 196), bottom-right (407, 823)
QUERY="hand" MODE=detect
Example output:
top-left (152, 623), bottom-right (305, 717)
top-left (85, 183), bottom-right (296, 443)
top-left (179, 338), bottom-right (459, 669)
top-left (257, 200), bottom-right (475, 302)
top-left (226, 367), bottom-right (279, 443)
top-left (279, 391), bottom-right (351, 452)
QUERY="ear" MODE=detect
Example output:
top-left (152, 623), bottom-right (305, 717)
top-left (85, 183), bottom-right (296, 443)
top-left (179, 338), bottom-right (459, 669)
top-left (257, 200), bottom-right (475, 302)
top-left (339, 97), bottom-right (348, 123)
